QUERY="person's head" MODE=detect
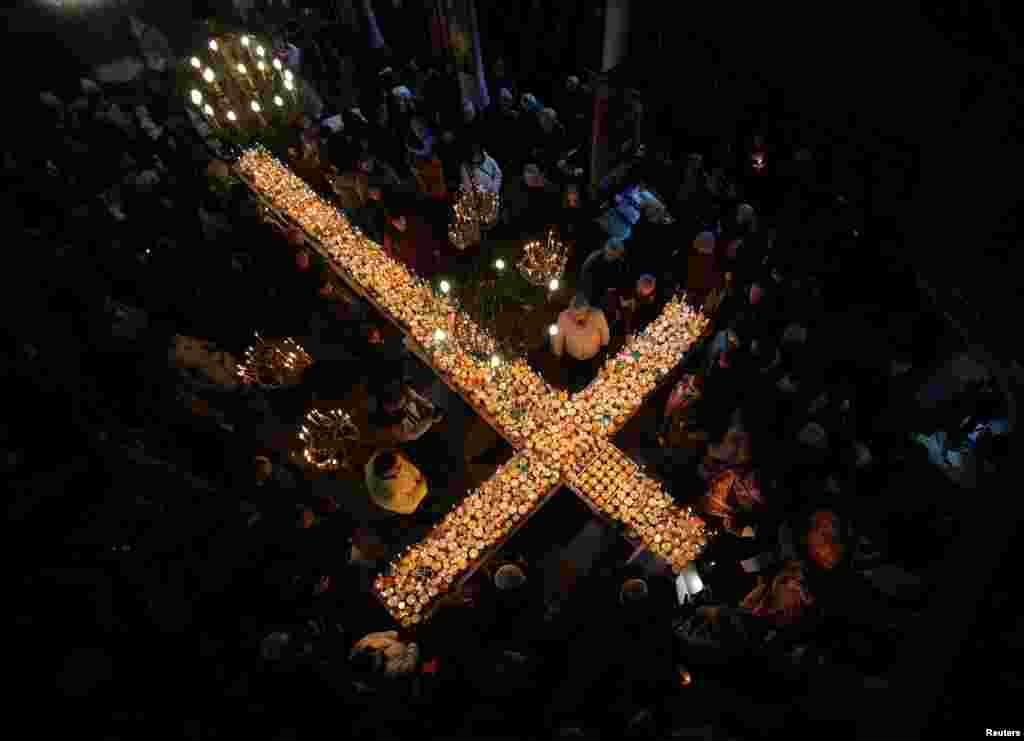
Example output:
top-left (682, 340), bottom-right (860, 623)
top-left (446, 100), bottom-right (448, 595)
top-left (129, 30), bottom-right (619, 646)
top-left (603, 238), bottom-right (626, 261)
top-left (620, 578), bottom-right (649, 604)
top-left (569, 293), bottom-right (591, 322)
top-left (637, 274), bottom-right (656, 302)
top-left (364, 322), bottom-right (384, 344)
top-left (254, 455), bottom-right (273, 484)
top-left (523, 163), bottom-right (545, 188)
top-left (373, 449), bottom-right (400, 477)
top-left (564, 184), bottom-right (580, 209)
top-left (494, 563), bottom-right (527, 591)
top-left (694, 231), bottom-right (715, 255)
top-left (538, 108), bottom-right (558, 134)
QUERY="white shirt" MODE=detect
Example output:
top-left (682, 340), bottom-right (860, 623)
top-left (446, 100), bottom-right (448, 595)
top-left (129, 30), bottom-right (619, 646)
top-left (552, 309), bottom-right (610, 361)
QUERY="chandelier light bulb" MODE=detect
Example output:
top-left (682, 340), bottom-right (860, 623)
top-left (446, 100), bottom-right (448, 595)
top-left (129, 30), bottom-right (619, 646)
top-left (439, 280), bottom-right (451, 294)
top-left (433, 329), bottom-right (446, 342)
top-left (256, 45), bottom-right (265, 57)
top-left (273, 58), bottom-right (283, 71)
top-left (190, 57), bottom-right (201, 69)
top-left (190, 89), bottom-right (202, 105)
top-left (257, 61), bottom-right (266, 72)
top-left (284, 79), bottom-right (294, 91)
top-left (274, 95), bottom-right (284, 107)
top-left (549, 278), bottom-right (560, 291)
top-left (208, 39), bottom-right (218, 52)
top-left (284, 69), bottom-right (293, 82)
top-left (241, 35), bottom-right (250, 47)
top-left (203, 104), bottom-right (214, 116)
top-left (237, 63), bottom-right (247, 74)
top-left (494, 259), bottom-right (505, 270)
top-left (226, 110), bottom-right (237, 122)
top-left (490, 355), bottom-right (501, 368)
top-left (549, 324), bottom-right (559, 336)
top-left (203, 68), bottom-right (215, 83)
top-left (251, 101), bottom-right (261, 112)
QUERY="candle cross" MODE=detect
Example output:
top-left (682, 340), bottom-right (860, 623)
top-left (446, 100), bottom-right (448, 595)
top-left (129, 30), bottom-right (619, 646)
top-left (235, 148), bottom-right (713, 627)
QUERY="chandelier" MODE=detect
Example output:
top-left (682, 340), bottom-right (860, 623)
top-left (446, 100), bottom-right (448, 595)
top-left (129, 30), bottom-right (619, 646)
top-left (236, 333), bottom-right (313, 387)
top-left (298, 408), bottom-right (360, 472)
top-left (518, 227), bottom-right (567, 288)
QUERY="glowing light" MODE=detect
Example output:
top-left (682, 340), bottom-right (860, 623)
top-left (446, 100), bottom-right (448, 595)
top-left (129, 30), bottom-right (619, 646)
top-left (203, 104), bottom-right (214, 116)
top-left (433, 329), bottom-right (447, 342)
top-left (284, 79), bottom-right (294, 92)
top-left (256, 45), bottom-right (265, 57)
top-left (203, 68), bottom-right (215, 83)
top-left (494, 259), bottom-right (505, 270)
top-left (284, 69), bottom-right (293, 82)
top-left (241, 35), bottom-right (250, 47)
top-left (549, 278), bottom-right (560, 291)
top-left (439, 280), bottom-right (451, 294)
top-left (273, 58), bottom-right (283, 71)
top-left (237, 63), bottom-right (247, 74)
top-left (190, 57), bottom-right (201, 69)
top-left (251, 101), bottom-right (261, 113)
top-left (274, 95), bottom-right (284, 107)
top-left (208, 39), bottom-right (218, 52)
top-left (490, 355), bottom-right (501, 368)
top-left (226, 110), bottom-right (237, 122)
top-left (549, 324), bottom-right (559, 336)
top-left (190, 89), bottom-right (202, 106)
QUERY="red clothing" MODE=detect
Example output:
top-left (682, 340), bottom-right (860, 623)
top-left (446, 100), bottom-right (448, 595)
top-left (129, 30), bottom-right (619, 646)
top-left (383, 214), bottom-right (444, 279)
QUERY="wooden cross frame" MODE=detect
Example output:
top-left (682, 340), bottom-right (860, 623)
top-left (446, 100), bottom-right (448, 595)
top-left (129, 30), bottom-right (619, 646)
top-left (236, 148), bottom-right (712, 628)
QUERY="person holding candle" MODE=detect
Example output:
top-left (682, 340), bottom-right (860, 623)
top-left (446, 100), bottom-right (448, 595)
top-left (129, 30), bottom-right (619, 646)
top-left (551, 293), bottom-right (610, 393)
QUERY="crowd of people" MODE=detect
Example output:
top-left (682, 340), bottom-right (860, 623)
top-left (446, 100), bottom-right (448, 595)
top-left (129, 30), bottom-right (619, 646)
top-left (8, 8), bottom-right (1018, 740)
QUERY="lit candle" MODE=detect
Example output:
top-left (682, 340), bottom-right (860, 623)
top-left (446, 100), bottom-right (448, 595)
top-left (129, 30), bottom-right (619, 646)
top-left (549, 278), bottom-right (559, 291)
top-left (226, 110), bottom-right (237, 123)
top-left (241, 35), bottom-right (250, 48)
top-left (190, 89), bottom-right (202, 106)
top-left (549, 325), bottom-right (559, 336)
top-left (439, 280), bottom-right (451, 294)
top-left (190, 57), bottom-right (201, 69)
top-left (203, 68), bottom-right (215, 84)
top-left (237, 63), bottom-right (247, 75)
top-left (495, 259), bottom-right (505, 271)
